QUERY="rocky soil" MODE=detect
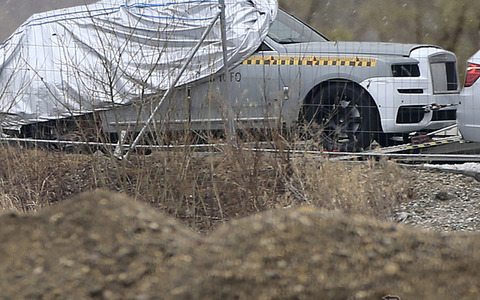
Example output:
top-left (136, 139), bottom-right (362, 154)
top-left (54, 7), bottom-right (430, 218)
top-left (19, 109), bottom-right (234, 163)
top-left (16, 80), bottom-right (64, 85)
top-left (1, 167), bottom-right (480, 300)
top-left (393, 166), bottom-right (480, 232)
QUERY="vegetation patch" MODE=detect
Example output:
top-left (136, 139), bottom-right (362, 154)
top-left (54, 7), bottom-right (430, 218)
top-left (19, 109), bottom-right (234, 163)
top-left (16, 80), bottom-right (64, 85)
top-left (0, 144), bottom-right (412, 230)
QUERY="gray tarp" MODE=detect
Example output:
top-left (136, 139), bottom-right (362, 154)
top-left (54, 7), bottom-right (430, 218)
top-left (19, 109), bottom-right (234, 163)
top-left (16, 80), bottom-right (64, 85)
top-left (0, 0), bottom-right (277, 128)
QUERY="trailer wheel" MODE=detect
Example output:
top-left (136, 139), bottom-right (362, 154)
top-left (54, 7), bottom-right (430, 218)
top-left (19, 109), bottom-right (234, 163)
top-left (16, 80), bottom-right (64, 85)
top-left (303, 82), bottom-right (378, 152)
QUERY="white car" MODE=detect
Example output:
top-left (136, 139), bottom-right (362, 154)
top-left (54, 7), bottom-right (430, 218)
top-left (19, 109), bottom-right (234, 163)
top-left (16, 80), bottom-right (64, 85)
top-left (458, 50), bottom-right (480, 142)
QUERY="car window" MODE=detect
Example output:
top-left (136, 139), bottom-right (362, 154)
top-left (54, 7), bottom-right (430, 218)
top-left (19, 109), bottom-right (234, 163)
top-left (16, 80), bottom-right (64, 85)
top-left (268, 10), bottom-right (328, 44)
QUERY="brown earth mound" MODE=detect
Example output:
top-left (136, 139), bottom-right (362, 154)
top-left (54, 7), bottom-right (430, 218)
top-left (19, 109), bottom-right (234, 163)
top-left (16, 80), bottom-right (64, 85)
top-left (173, 208), bottom-right (480, 300)
top-left (0, 190), bottom-right (197, 300)
top-left (1, 191), bottom-right (479, 300)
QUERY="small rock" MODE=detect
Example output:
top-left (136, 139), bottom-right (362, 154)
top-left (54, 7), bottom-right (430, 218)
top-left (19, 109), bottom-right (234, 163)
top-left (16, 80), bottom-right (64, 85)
top-left (435, 191), bottom-right (452, 201)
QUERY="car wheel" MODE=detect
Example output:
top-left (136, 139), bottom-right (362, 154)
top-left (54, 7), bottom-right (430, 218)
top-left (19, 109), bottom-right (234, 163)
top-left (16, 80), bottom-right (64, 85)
top-left (303, 82), bottom-right (378, 152)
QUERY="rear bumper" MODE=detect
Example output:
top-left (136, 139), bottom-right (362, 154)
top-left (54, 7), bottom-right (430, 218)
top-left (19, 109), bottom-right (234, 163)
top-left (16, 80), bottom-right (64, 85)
top-left (458, 86), bottom-right (480, 142)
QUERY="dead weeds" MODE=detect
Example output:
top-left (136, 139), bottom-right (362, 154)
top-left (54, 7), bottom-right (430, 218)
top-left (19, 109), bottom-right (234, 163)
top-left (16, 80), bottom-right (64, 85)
top-left (0, 144), bottom-right (413, 230)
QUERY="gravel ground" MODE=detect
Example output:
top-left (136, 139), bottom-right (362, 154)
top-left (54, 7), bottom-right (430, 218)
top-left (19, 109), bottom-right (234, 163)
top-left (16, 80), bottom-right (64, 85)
top-left (393, 165), bottom-right (480, 232)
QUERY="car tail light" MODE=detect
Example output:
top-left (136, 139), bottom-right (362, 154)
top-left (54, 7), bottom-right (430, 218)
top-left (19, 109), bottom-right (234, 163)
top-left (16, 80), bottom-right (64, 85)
top-left (465, 63), bottom-right (480, 87)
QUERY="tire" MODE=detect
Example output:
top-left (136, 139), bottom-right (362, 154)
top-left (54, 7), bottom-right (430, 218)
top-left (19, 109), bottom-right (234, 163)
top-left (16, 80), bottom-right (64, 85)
top-left (303, 82), bottom-right (379, 152)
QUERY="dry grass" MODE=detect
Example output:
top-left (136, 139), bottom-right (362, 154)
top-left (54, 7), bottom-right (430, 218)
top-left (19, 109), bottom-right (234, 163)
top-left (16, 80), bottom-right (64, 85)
top-left (282, 157), bottom-right (411, 217)
top-left (0, 138), bottom-right (412, 231)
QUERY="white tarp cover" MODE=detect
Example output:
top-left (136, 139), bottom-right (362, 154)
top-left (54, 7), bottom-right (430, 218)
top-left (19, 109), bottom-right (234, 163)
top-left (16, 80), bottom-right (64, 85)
top-left (0, 0), bottom-right (277, 127)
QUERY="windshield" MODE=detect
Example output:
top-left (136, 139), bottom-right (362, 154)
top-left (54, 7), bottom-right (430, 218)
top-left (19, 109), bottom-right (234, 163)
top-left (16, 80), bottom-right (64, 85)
top-left (267, 9), bottom-right (328, 44)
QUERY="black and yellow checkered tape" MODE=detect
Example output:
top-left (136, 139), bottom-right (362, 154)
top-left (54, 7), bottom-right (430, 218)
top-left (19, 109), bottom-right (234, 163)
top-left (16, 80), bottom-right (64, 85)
top-left (242, 56), bottom-right (377, 67)
top-left (405, 138), bottom-right (459, 150)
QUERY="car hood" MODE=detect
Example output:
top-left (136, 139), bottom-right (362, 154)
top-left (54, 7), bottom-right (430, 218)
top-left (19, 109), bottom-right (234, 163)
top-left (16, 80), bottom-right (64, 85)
top-left (282, 41), bottom-right (440, 57)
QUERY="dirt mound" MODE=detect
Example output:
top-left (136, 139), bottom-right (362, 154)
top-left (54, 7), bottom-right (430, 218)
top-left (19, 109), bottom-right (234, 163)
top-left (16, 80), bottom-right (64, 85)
top-left (174, 207), bottom-right (480, 299)
top-left (1, 191), bottom-right (479, 299)
top-left (0, 190), bottom-right (197, 299)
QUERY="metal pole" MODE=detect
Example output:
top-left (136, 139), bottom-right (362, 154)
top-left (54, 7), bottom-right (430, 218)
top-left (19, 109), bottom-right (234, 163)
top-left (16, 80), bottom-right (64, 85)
top-left (218, 0), bottom-right (237, 144)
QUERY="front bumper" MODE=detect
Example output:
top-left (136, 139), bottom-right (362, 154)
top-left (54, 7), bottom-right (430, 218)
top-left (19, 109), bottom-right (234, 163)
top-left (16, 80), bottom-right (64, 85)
top-left (361, 77), bottom-right (458, 133)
